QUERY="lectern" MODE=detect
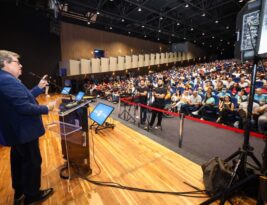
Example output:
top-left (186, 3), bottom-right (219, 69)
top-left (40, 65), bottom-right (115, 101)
top-left (58, 99), bottom-right (92, 179)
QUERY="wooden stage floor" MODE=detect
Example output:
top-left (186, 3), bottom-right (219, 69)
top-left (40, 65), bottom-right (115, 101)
top-left (0, 95), bottom-right (256, 205)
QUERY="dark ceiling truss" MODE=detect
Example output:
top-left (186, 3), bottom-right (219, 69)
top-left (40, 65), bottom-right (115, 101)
top-left (15, 0), bottom-right (248, 53)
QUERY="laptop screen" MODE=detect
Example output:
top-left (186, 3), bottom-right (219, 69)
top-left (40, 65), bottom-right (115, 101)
top-left (61, 87), bottom-right (71, 95)
top-left (75, 91), bottom-right (85, 101)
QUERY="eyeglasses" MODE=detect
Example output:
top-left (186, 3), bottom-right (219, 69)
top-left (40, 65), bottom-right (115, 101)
top-left (11, 60), bottom-right (21, 65)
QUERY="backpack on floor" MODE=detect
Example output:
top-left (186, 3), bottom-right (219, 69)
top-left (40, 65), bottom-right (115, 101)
top-left (201, 157), bottom-right (234, 196)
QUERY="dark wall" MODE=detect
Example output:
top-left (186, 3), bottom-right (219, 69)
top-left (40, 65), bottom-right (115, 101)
top-left (0, 3), bottom-right (61, 88)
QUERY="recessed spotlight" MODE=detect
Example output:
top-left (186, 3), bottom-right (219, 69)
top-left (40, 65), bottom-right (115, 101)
top-left (142, 25), bottom-right (144, 28)
top-left (172, 33), bottom-right (175, 37)
top-left (212, 36), bottom-right (215, 39)
top-left (202, 42), bottom-right (205, 45)
top-left (160, 16), bottom-right (163, 20)
top-left (87, 21), bottom-right (91, 25)
top-left (144, 35), bottom-right (147, 38)
top-left (121, 18), bottom-right (125, 22)
top-left (157, 37), bottom-right (160, 41)
top-left (191, 28), bottom-right (194, 31)
top-left (202, 13), bottom-right (206, 17)
top-left (226, 26), bottom-right (229, 29)
top-left (96, 11), bottom-right (100, 15)
top-left (138, 7), bottom-right (142, 12)
top-left (109, 26), bottom-right (112, 30)
top-left (177, 22), bottom-right (180, 26)
top-left (128, 31), bottom-right (131, 34)
top-left (239, 0), bottom-right (243, 2)
top-left (202, 32), bottom-right (205, 35)
top-left (169, 41), bottom-right (172, 44)
top-left (194, 40), bottom-right (196, 43)
top-left (183, 37), bottom-right (187, 40)
top-left (220, 39), bottom-right (223, 42)
top-left (158, 29), bottom-right (161, 32)
top-left (227, 42), bottom-right (230, 45)
top-left (215, 20), bottom-right (219, 23)
top-left (185, 3), bottom-right (189, 8)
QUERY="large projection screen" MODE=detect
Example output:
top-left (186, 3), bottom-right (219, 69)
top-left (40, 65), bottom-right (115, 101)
top-left (257, 0), bottom-right (267, 56)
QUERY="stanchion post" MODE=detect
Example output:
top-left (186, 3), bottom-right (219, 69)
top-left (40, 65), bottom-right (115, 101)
top-left (179, 113), bottom-right (185, 148)
top-left (118, 98), bottom-right (121, 117)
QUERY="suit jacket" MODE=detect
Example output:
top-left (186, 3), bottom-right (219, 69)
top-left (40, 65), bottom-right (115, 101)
top-left (0, 70), bottom-right (48, 146)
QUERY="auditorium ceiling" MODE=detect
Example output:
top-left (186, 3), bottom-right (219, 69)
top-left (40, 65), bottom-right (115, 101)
top-left (10, 0), bottom-right (249, 53)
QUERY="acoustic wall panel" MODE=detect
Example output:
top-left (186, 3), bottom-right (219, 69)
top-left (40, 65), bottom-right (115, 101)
top-left (169, 52), bottom-right (174, 63)
top-left (150, 54), bottom-right (155, 65)
top-left (69, 60), bottom-right (80, 76)
top-left (109, 57), bottom-right (117, 71)
top-left (117, 56), bottom-right (125, 71)
top-left (165, 52), bottom-right (169, 63)
top-left (160, 53), bottom-right (166, 64)
top-left (91, 58), bottom-right (100, 73)
top-left (101, 58), bottom-right (109, 72)
top-left (80, 59), bottom-right (91, 74)
top-left (144, 54), bottom-right (150, 66)
top-left (125, 56), bottom-right (132, 69)
top-left (173, 52), bottom-right (178, 62)
top-left (155, 53), bottom-right (160, 65)
top-left (178, 52), bottom-right (182, 61)
top-left (132, 55), bottom-right (138, 68)
top-left (138, 55), bottom-right (144, 67)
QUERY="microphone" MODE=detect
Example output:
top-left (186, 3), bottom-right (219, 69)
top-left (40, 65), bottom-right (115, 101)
top-left (28, 72), bottom-right (57, 87)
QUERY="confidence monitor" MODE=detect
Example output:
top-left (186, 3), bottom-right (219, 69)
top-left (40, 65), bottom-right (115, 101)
top-left (90, 103), bottom-right (114, 126)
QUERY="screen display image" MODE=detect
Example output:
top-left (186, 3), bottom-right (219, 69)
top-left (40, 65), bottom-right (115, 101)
top-left (61, 87), bottom-right (71, 95)
top-left (75, 91), bottom-right (85, 101)
top-left (89, 103), bottom-right (114, 126)
top-left (257, 0), bottom-right (267, 55)
top-left (94, 49), bottom-right (105, 58)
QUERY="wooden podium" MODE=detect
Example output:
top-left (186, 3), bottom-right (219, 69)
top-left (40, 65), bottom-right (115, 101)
top-left (58, 100), bottom-right (92, 179)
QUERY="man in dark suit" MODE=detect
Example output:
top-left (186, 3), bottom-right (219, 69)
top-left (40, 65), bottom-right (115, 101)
top-left (0, 50), bottom-right (54, 205)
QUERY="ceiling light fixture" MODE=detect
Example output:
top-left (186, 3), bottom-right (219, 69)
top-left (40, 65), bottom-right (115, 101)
top-left (202, 13), bottom-right (206, 17)
top-left (121, 18), bottom-right (125, 22)
top-left (185, 3), bottom-right (189, 8)
top-left (138, 7), bottom-right (142, 12)
top-left (177, 22), bottom-right (180, 26)
top-left (96, 11), bottom-right (100, 15)
top-left (215, 20), bottom-right (219, 23)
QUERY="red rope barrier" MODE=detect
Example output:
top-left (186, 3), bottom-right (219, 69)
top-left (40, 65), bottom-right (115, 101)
top-left (120, 98), bottom-right (266, 140)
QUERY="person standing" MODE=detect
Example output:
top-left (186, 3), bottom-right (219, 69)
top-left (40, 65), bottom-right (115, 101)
top-left (137, 79), bottom-right (148, 125)
top-left (145, 79), bottom-right (167, 130)
top-left (0, 50), bottom-right (54, 205)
